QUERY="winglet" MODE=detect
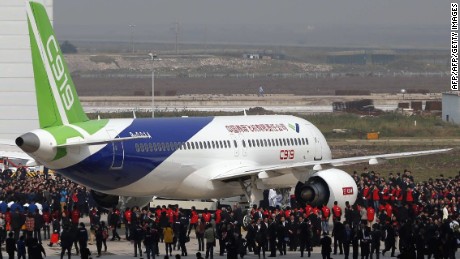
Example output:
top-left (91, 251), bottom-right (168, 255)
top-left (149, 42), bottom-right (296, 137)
top-left (26, 1), bottom-right (89, 128)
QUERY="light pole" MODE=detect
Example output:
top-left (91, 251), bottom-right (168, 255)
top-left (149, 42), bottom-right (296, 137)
top-left (129, 24), bottom-right (136, 53)
top-left (401, 89), bottom-right (406, 100)
top-left (149, 53), bottom-right (157, 117)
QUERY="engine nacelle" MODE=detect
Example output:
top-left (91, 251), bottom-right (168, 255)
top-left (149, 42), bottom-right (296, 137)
top-left (295, 168), bottom-right (357, 208)
top-left (90, 190), bottom-right (153, 210)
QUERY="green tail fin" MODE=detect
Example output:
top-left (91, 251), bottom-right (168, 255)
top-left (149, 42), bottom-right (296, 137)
top-left (27, 1), bottom-right (88, 128)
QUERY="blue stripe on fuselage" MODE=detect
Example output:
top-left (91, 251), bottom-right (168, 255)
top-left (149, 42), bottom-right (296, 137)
top-left (57, 117), bottom-right (214, 191)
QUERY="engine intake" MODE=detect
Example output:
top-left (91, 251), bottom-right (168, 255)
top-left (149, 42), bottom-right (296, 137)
top-left (295, 176), bottom-right (330, 207)
top-left (294, 168), bottom-right (358, 209)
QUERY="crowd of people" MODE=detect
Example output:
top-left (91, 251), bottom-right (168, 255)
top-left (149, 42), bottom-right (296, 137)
top-left (0, 165), bottom-right (458, 259)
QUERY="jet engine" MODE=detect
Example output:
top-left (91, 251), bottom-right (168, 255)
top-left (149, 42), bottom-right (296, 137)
top-left (295, 168), bottom-right (357, 208)
top-left (90, 190), bottom-right (153, 210)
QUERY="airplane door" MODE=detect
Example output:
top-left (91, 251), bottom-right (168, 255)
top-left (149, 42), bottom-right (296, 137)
top-left (107, 130), bottom-right (124, 170)
top-left (305, 125), bottom-right (322, 161)
top-left (313, 136), bottom-right (322, 161)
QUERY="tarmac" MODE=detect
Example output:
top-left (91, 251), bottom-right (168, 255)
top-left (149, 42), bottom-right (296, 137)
top-left (35, 216), bottom-right (389, 259)
top-left (27, 216), bottom-right (460, 259)
top-left (42, 234), bottom-right (373, 259)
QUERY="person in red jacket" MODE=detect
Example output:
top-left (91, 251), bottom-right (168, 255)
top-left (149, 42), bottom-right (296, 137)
top-left (385, 203), bottom-right (393, 219)
top-left (124, 207), bottom-right (132, 240)
top-left (321, 204), bottom-right (331, 234)
top-left (366, 206), bottom-right (375, 225)
top-left (372, 184), bottom-right (381, 212)
top-left (362, 184), bottom-right (371, 208)
top-left (215, 207), bottom-right (222, 225)
top-left (305, 204), bottom-right (313, 218)
top-left (332, 201), bottom-right (342, 222)
top-left (42, 209), bottom-right (51, 240)
top-left (71, 205), bottom-right (80, 227)
top-left (391, 185), bottom-right (403, 206)
top-left (188, 206), bottom-right (199, 237)
top-left (405, 187), bottom-right (414, 205)
top-left (202, 208), bottom-right (211, 223)
top-left (381, 184), bottom-right (391, 203)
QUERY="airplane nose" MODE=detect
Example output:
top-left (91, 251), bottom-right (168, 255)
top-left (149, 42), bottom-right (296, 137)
top-left (16, 132), bottom-right (40, 153)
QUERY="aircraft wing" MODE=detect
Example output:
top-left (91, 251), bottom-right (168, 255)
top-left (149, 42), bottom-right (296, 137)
top-left (211, 148), bottom-right (452, 181)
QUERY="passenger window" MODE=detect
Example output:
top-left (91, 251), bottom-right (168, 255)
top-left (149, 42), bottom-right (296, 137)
top-left (301, 138), bottom-right (305, 145)
top-left (234, 140), bottom-right (238, 148)
top-left (264, 139), bottom-right (268, 147)
top-left (242, 140), bottom-right (246, 148)
top-left (256, 139), bottom-right (260, 147)
top-left (191, 142), bottom-right (195, 149)
top-left (224, 141), bottom-right (228, 148)
top-left (199, 142), bottom-right (203, 149)
top-left (305, 138), bottom-right (309, 145)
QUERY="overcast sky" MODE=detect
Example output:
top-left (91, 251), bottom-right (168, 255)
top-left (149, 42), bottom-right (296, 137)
top-left (54, 0), bottom-right (450, 48)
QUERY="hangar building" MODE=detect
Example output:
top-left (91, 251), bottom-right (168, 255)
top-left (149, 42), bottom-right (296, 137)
top-left (442, 92), bottom-right (460, 125)
top-left (0, 0), bottom-right (52, 141)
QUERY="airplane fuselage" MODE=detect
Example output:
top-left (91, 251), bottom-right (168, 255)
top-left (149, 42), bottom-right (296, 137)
top-left (27, 115), bottom-right (331, 199)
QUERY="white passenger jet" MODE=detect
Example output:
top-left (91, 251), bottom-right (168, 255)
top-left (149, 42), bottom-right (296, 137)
top-left (16, 1), bottom-right (450, 208)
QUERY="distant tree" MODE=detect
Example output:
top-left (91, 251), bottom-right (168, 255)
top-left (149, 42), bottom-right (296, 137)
top-left (60, 41), bottom-right (77, 53)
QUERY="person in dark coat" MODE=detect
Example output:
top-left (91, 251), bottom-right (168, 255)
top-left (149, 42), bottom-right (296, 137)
top-left (178, 223), bottom-right (188, 257)
top-left (245, 221), bottom-right (256, 254)
top-left (33, 209), bottom-right (43, 244)
top-left (77, 222), bottom-right (88, 259)
top-left (381, 223), bottom-right (396, 257)
top-left (287, 215), bottom-right (298, 251)
top-left (143, 226), bottom-right (156, 259)
top-left (224, 224), bottom-right (238, 259)
top-left (70, 224), bottom-right (80, 256)
top-left (255, 219), bottom-right (267, 258)
top-left (320, 232), bottom-right (332, 259)
top-left (276, 217), bottom-right (288, 256)
top-left (6, 232), bottom-right (16, 259)
top-left (11, 209), bottom-right (23, 241)
top-left (332, 220), bottom-right (345, 255)
top-left (132, 222), bottom-right (144, 258)
top-left (267, 218), bottom-right (277, 257)
top-left (108, 209), bottom-right (121, 241)
top-left (370, 224), bottom-right (381, 259)
top-left (298, 217), bottom-right (312, 258)
top-left (17, 235), bottom-right (26, 259)
top-left (352, 226), bottom-right (360, 259)
top-left (94, 224), bottom-right (104, 257)
top-left (343, 224), bottom-right (353, 259)
top-left (60, 227), bottom-right (74, 259)
top-left (359, 226), bottom-right (371, 259)
top-left (28, 238), bottom-right (45, 259)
